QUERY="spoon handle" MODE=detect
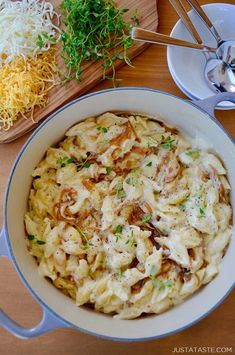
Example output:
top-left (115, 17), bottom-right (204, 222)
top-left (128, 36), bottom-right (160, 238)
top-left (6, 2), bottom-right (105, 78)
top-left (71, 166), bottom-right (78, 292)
top-left (169, 0), bottom-right (203, 44)
top-left (185, 0), bottom-right (222, 43)
top-left (131, 28), bottom-right (216, 52)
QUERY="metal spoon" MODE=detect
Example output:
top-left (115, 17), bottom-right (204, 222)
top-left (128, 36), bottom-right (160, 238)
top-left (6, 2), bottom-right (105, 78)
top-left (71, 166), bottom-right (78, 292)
top-left (168, 0), bottom-right (235, 93)
top-left (218, 42), bottom-right (235, 68)
top-left (185, 0), bottom-right (235, 69)
top-left (206, 59), bottom-right (235, 93)
top-left (131, 28), bottom-right (235, 94)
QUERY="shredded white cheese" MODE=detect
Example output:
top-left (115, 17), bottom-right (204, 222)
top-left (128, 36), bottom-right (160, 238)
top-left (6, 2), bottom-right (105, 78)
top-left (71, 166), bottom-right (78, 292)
top-left (0, 0), bottom-right (60, 67)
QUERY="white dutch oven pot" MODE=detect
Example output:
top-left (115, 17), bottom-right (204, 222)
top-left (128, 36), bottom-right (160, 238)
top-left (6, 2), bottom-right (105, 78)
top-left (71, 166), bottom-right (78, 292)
top-left (0, 88), bottom-right (235, 341)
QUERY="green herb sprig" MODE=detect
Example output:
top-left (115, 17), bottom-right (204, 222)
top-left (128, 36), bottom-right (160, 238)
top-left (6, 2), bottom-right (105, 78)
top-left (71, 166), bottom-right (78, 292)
top-left (186, 150), bottom-right (200, 159)
top-left (199, 207), bottom-right (206, 217)
top-left (82, 241), bottom-right (93, 251)
top-left (106, 167), bottom-right (112, 175)
top-left (60, 0), bottom-right (136, 84)
top-left (142, 214), bottom-right (151, 224)
top-left (125, 230), bottom-right (136, 246)
top-left (57, 155), bottom-right (92, 170)
top-left (97, 126), bottom-right (108, 133)
top-left (116, 268), bottom-right (124, 277)
top-left (116, 182), bottom-right (126, 199)
top-left (57, 156), bottom-right (75, 168)
top-left (131, 167), bottom-right (140, 173)
top-left (149, 265), bottom-right (158, 288)
top-left (27, 235), bottom-right (46, 245)
top-left (115, 224), bottom-right (123, 242)
top-left (149, 266), bottom-right (173, 290)
top-left (160, 135), bottom-right (175, 150)
top-left (125, 177), bottom-right (138, 186)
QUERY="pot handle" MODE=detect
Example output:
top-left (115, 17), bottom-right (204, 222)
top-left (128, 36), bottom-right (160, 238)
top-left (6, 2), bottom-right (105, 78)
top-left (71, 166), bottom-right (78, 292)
top-left (192, 92), bottom-right (235, 116)
top-left (0, 228), bottom-right (69, 338)
top-left (0, 227), bottom-right (10, 258)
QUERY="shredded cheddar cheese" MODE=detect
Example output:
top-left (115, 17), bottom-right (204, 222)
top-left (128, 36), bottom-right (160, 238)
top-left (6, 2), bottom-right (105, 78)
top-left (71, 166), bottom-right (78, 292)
top-left (0, 49), bottom-right (57, 130)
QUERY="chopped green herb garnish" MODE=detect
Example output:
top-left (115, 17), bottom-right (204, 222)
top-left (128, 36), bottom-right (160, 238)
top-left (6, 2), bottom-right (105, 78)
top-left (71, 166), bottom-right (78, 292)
top-left (149, 267), bottom-right (173, 289)
top-left (116, 182), bottom-right (122, 191)
top-left (131, 167), bottom-right (140, 173)
top-left (117, 190), bottom-right (126, 199)
top-left (57, 156), bottom-right (75, 168)
top-left (159, 280), bottom-right (173, 291)
top-left (116, 182), bottom-right (126, 199)
top-left (125, 177), bottom-right (138, 186)
top-left (142, 214), bottom-right (151, 224)
top-left (82, 241), bottom-right (93, 251)
top-left (100, 139), bottom-right (111, 145)
top-left (36, 240), bottom-right (46, 245)
top-left (60, 0), bottom-right (134, 84)
top-left (27, 235), bottom-right (35, 241)
top-left (115, 233), bottom-right (122, 242)
top-left (186, 150), bottom-right (200, 159)
top-left (164, 280), bottom-right (173, 287)
top-left (149, 266), bottom-right (159, 288)
top-left (150, 265), bottom-right (157, 277)
top-left (115, 225), bottom-right (122, 233)
top-left (84, 162), bottom-right (91, 168)
top-left (28, 235), bottom-right (46, 245)
top-left (159, 283), bottom-right (166, 292)
top-left (117, 268), bottom-right (124, 277)
top-left (160, 135), bottom-right (175, 150)
top-left (82, 243), bottom-right (89, 251)
top-left (106, 167), bottom-right (112, 175)
top-left (199, 207), bottom-right (206, 217)
top-left (115, 225), bottom-right (126, 242)
top-left (97, 126), bottom-right (108, 133)
top-left (67, 158), bottom-right (75, 164)
top-left (128, 230), bottom-right (136, 247)
top-left (115, 224), bottom-right (123, 241)
top-left (152, 278), bottom-right (159, 288)
top-left (146, 161), bottom-right (152, 167)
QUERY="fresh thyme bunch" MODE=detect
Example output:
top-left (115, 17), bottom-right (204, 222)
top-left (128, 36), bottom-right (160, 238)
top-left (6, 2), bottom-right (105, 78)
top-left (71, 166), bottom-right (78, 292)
top-left (60, 0), bottom-right (136, 84)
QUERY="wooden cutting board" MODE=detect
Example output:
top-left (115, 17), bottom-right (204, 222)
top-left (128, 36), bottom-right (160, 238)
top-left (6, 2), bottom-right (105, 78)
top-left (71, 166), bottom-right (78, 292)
top-left (0, 0), bottom-right (158, 144)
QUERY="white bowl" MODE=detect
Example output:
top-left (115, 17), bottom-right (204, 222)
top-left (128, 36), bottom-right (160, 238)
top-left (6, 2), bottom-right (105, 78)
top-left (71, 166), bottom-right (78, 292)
top-left (167, 3), bottom-right (235, 109)
top-left (0, 88), bottom-right (235, 341)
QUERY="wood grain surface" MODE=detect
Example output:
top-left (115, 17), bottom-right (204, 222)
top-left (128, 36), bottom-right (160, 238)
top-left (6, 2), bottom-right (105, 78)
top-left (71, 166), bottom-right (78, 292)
top-left (0, 1), bottom-right (235, 354)
top-left (0, 0), bottom-right (158, 143)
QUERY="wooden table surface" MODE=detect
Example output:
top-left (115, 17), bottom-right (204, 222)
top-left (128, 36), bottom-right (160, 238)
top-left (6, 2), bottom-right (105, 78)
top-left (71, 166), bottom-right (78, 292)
top-left (0, 1), bottom-right (234, 354)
